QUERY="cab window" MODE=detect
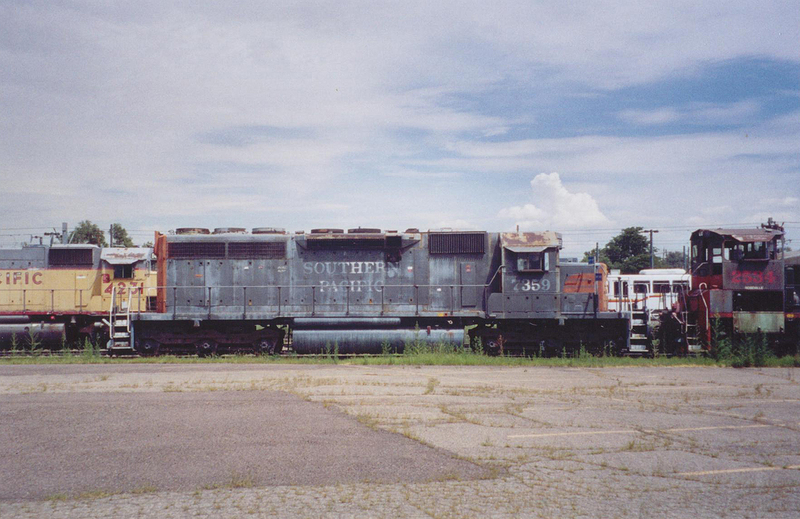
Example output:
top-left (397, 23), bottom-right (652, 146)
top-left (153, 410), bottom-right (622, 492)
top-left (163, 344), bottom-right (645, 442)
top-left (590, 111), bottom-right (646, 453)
top-left (516, 252), bottom-right (549, 272)
top-left (114, 265), bottom-right (133, 279)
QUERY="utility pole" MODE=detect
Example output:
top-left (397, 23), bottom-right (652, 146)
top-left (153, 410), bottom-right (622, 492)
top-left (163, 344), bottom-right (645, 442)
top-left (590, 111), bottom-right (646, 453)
top-left (641, 229), bottom-right (659, 269)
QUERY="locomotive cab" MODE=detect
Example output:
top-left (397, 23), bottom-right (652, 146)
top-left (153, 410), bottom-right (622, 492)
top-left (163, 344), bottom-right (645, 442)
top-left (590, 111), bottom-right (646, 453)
top-left (685, 226), bottom-right (786, 349)
top-left (494, 232), bottom-right (561, 314)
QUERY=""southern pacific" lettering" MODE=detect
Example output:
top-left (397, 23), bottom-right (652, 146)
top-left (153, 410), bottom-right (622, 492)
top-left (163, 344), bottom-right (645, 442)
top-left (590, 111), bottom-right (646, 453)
top-left (0, 271), bottom-right (44, 285)
top-left (302, 261), bottom-right (400, 276)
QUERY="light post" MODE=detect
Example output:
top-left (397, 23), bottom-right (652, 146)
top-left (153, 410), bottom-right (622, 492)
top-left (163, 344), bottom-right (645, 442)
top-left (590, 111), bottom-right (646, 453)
top-left (641, 229), bottom-right (659, 269)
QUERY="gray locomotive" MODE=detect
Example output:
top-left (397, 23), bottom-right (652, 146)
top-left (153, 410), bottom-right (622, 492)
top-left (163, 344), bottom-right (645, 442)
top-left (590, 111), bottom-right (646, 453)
top-left (131, 227), bottom-right (629, 356)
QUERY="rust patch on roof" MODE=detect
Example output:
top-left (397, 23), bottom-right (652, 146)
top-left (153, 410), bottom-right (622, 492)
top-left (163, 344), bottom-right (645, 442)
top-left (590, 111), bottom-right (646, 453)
top-left (694, 228), bottom-right (784, 243)
top-left (501, 231), bottom-right (562, 251)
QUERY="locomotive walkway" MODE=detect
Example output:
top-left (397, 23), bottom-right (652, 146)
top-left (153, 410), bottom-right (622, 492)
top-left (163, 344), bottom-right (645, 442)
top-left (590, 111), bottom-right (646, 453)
top-left (1, 363), bottom-right (799, 518)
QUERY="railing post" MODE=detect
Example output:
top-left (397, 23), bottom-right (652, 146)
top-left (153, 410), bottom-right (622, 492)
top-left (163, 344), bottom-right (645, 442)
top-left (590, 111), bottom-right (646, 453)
top-left (346, 285), bottom-right (350, 316)
top-left (23, 289), bottom-right (26, 313)
top-left (173, 287), bottom-right (177, 319)
top-left (51, 289), bottom-right (55, 313)
top-left (312, 286), bottom-right (316, 316)
top-left (451, 285), bottom-right (455, 315)
top-left (415, 285), bottom-right (419, 316)
top-left (381, 289), bottom-right (385, 316)
top-left (79, 290), bottom-right (83, 313)
top-left (207, 286), bottom-right (212, 319)
top-left (243, 286), bottom-right (247, 319)
top-left (278, 286), bottom-right (282, 316)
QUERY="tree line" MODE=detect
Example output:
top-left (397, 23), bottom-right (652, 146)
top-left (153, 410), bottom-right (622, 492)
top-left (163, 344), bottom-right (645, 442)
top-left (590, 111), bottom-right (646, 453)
top-left (582, 226), bottom-right (685, 273)
top-left (68, 220), bottom-right (141, 247)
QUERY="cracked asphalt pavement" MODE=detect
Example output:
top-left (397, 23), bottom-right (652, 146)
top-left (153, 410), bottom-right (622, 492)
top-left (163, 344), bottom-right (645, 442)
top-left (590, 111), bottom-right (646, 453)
top-left (1, 363), bottom-right (799, 518)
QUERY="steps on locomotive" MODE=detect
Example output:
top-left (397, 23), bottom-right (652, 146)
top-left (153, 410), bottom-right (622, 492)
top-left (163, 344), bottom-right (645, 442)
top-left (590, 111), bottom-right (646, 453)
top-left (677, 307), bottom-right (703, 353)
top-left (684, 322), bottom-right (702, 353)
top-left (628, 310), bottom-right (649, 353)
top-left (106, 290), bottom-right (134, 353)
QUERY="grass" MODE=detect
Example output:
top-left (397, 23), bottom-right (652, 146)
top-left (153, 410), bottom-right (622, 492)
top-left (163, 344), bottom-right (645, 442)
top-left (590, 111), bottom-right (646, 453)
top-left (201, 472), bottom-right (258, 491)
top-left (0, 350), bottom-right (730, 366)
top-left (4, 351), bottom-right (796, 367)
top-left (2, 334), bottom-right (798, 367)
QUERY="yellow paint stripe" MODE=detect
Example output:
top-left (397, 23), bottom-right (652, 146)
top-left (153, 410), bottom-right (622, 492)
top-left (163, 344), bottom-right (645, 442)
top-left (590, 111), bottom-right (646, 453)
top-left (509, 423), bottom-right (776, 440)
top-left (508, 429), bottom-right (637, 439)
top-left (664, 424), bottom-right (770, 433)
top-left (678, 465), bottom-right (800, 477)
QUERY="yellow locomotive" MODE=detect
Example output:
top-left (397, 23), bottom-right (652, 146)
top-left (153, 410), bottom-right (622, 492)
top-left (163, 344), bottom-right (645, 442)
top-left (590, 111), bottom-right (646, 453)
top-left (0, 244), bottom-right (156, 349)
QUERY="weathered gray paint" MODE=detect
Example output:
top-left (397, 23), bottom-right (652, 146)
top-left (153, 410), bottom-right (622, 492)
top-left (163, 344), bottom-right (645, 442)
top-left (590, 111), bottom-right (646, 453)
top-left (150, 230), bottom-right (609, 323)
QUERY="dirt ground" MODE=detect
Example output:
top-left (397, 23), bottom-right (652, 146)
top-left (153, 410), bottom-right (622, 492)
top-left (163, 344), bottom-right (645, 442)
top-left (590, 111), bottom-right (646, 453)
top-left (1, 363), bottom-right (799, 518)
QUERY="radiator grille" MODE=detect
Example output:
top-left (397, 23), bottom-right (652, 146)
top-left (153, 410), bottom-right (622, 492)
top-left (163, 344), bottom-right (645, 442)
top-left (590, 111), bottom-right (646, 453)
top-left (307, 238), bottom-right (385, 250)
top-left (168, 242), bottom-right (225, 259)
top-left (228, 242), bottom-right (287, 259)
top-left (49, 248), bottom-right (93, 266)
top-left (429, 233), bottom-right (486, 254)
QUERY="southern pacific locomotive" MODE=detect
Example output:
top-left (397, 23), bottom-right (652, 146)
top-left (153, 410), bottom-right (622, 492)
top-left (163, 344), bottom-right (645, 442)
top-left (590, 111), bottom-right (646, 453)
top-left (134, 227), bottom-right (626, 356)
top-left (0, 227), bottom-right (628, 355)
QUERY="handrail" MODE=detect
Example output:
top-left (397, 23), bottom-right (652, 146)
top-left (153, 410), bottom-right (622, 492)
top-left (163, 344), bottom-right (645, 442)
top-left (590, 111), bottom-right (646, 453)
top-left (1, 280), bottom-right (615, 319)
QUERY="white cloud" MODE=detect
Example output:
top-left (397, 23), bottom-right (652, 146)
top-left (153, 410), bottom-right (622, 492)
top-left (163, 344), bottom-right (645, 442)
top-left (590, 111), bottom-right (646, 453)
top-left (618, 108), bottom-right (682, 125)
top-left (437, 111), bottom-right (800, 177)
top-left (618, 101), bottom-right (761, 126)
top-left (498, 173), bottom-right (610, 230)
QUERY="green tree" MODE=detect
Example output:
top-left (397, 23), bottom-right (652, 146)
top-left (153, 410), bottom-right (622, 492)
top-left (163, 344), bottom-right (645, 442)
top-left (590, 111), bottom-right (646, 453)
top-left (110, 223), bottom-right (134, 247)
top-left (69, 220), bottom-right (107, 246)
top-left (657, 250), bottom-right (686, 269)
top-left (583, 227), bottom-right (652, 273)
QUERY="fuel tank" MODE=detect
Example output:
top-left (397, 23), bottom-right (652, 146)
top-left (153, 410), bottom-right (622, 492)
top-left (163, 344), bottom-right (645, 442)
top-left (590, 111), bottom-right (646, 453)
top-left (0, 323), bottom-right (66, 348)
top-left (291, 327), bottom-right (464, 354)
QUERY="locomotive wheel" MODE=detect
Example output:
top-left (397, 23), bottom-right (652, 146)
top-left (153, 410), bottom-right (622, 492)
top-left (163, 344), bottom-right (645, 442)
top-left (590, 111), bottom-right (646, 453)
top-left (484, 337), bottom-right (503, 356)
top-left (137, 339), bottom-right (160, 357)
top-left (195, 339), bottom-right (218, 357)
top-left (254, 338), bottom-right (278, 356)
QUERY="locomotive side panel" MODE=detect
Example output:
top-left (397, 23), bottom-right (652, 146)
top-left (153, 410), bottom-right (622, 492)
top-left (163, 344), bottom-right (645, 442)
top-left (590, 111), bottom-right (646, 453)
top-left (292, 244), bottom-right (401, 316)
top-left (426, 232), bottom-right (489, 315)
top-left (164, 234), bottom-right (290, 318)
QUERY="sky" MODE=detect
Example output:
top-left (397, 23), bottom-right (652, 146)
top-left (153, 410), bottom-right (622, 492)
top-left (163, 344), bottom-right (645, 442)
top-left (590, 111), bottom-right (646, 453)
top-left (1, 1), bottom-right (798, 258)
